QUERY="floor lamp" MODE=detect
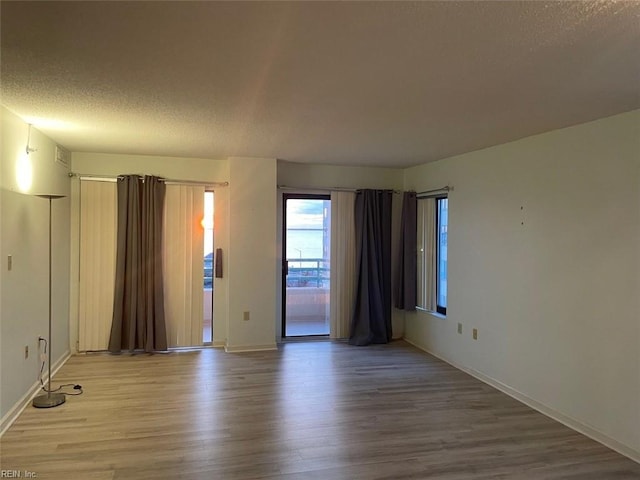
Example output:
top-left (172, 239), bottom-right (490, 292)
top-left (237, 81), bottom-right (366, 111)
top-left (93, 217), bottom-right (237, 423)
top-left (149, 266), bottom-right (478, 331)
top-left (33, 194), bottom-right (66, 408)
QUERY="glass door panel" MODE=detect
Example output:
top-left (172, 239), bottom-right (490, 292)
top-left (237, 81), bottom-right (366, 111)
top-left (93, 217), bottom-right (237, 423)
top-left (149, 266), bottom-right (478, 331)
top-left (283, 195), bottom-right (330, 337)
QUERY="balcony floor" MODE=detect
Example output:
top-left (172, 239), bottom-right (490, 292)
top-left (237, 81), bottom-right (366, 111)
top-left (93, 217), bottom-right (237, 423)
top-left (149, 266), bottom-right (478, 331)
top-left (285, 319), bottom-right (329, 337)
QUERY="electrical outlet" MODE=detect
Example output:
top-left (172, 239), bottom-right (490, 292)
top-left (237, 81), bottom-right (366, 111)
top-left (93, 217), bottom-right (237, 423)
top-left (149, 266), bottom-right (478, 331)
top-left (25, 345), bottom-right (29, 359)
top-left (457, 323), bottom-right (462, 334)
top-left (473, 328), bottom-right (478, 340)
top-left (243, 311), bottom-right (250, 321)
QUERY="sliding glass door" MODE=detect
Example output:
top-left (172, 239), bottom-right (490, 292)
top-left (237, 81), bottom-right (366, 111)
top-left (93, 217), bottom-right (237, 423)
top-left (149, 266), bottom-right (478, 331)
top-left (282, 195), bottom-right (331, 337)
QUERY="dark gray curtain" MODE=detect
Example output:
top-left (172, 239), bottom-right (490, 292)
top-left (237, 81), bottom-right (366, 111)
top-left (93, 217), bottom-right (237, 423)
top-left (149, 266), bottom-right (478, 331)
top-left (394, 191), bottom-right (417, 310)
top-left (109, 175), bottom-right (168, 353)
top-left (349, 189), bottom-right (393, 346)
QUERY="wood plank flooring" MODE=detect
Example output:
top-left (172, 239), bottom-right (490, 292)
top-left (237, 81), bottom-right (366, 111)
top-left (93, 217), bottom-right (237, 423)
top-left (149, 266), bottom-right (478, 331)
top-left (1, 341), bottom-right (639, 479)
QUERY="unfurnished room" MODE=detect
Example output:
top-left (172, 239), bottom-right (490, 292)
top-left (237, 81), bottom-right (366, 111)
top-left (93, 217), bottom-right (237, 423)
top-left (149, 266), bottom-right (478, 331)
top-left (0, 1), bottom-right (639, 479)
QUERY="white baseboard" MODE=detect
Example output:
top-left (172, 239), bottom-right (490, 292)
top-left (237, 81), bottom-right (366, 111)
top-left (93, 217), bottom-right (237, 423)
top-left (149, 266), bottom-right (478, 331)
top-left (224, 343), bottom-right (278, 353)
top-left (0, 350), bottom-right (71, 437)
top-left (212, 340), bottom-right (225, 348)
top-left (402, 338), bottom-right (640, 465)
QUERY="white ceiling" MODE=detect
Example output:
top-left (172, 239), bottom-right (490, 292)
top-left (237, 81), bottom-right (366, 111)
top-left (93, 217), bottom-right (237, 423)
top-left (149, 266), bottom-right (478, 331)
top-left (1, 1), bottom-right (639, 168)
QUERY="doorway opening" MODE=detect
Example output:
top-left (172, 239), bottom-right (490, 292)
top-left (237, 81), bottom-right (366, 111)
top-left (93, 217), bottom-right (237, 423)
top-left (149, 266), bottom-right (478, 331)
top-left (282, 194), bottom-right (331, 337)
top-left (203, 191), bottom-right (214, 344)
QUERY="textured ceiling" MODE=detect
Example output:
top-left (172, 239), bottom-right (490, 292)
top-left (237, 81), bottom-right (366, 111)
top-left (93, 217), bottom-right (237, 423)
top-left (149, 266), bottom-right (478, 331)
top-left (1, 1), bottom-right (639, 168)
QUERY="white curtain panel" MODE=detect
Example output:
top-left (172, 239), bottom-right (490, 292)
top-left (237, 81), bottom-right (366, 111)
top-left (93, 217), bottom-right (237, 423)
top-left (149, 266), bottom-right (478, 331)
top-left (330, 191), bottom-right (356, 339)
top-left (163, 184), bottom-right (205, 347)
top-left (78, 179), bottom-right (117, 351)
top-left (417, 198), bottom-right (437, 311)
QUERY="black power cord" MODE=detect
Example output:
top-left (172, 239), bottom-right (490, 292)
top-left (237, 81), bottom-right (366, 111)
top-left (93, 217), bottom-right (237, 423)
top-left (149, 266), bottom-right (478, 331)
top-left (37, 337), bottom-right (84, 397)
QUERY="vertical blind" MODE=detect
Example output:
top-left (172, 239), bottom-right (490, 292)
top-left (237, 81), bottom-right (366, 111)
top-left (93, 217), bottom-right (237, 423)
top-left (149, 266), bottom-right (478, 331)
top-left (417, 198), bottom-right (437, 311)
top-left (78, 180), bottom-right (207, 350)
top-left (163, 185), bottom-right (205, 347)
top-left (78, 180), bottom-right (117, 351)
top-left (329, 191), bottom-right (356, 339)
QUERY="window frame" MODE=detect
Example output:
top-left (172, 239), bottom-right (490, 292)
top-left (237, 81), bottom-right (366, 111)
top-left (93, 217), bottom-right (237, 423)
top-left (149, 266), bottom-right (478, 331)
top-left (435, 196), bottom-right (448, 316)
top-left (416, 194), bottom-right (448, 316)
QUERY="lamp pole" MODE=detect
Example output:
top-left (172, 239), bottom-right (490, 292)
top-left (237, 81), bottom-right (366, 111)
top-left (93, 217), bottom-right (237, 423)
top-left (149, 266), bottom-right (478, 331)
top-left (33, 194), bottom-right (66, 408)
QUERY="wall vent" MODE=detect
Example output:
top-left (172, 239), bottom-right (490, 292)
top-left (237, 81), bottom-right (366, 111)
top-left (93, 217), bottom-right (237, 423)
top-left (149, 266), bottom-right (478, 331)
top-left (55, 145), bottom-right (70, 169)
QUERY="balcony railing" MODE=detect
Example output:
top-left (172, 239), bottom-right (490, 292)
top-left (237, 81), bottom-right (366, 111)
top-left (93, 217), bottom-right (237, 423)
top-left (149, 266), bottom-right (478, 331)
top-left (204, 256), bottom-right (213, 289)
top-left (204, 257), bottom-right (330, 289)
top-left (286, 258), bottom-right (329, 288)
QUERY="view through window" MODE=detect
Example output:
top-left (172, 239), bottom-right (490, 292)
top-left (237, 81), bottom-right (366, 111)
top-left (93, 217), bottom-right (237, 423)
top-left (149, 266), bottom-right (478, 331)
top-left (284, 196), bottom-right (330, 336)
top-left (203, 191), bottom-right (214, 343)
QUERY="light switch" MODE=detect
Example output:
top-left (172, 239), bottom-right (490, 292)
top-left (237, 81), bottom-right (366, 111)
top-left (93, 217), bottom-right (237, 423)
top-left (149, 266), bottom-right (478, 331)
top-left (7, 255), bottom-right (12, 271)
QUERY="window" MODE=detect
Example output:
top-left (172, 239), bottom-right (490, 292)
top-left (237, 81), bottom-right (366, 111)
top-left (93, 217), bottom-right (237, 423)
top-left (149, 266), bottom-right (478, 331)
top-left (436, 197), bottom-right (448, 315)
top-left (416, 196), bottom-right (448, 315)
top-left (203, 191), bottom-right (214, 289)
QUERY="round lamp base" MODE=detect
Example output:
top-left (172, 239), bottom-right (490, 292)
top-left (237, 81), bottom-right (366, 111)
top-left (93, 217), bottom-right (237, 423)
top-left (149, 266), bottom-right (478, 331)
top-left (32, 392), bottom-right (66, 408)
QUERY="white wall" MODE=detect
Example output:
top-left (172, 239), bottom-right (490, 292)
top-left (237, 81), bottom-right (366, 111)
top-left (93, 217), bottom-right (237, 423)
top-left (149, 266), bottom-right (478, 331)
top-left (226, 157), bottom-right (278, 351)
top-left (1, 107), bottom-right (71, 428)
top-left (70, 153), bottom-right (230, 348)
top-left (403, 110), bottom-right (640, 459)
top-left (276, 161), bottom-right (405, 340)
top-left (278, 161), bottom-right (404, 191)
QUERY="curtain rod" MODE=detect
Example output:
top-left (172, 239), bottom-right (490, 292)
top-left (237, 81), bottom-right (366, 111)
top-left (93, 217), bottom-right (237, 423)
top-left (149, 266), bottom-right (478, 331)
top-left (278, 184), bottom-right (356, 192)
top-left (70, 173), bottom-right (229, 188)
top-left (278, 185), bottom-right (401, 194)
top-left (416, 186), bottom-right (451, 198)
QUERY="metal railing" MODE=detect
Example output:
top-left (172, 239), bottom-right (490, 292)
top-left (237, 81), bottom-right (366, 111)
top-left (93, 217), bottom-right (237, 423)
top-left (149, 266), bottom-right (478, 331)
top-left (204, 256), bottom-right (213, 289)
top-left (204, 256), bottom-right (330, 289)
top-left (286, 258), bottom-right (329, 288)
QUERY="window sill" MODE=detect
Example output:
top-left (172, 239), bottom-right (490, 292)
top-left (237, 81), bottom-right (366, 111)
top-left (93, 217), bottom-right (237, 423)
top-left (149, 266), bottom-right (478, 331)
top-left (415, 307), bottom-right (446, 319)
